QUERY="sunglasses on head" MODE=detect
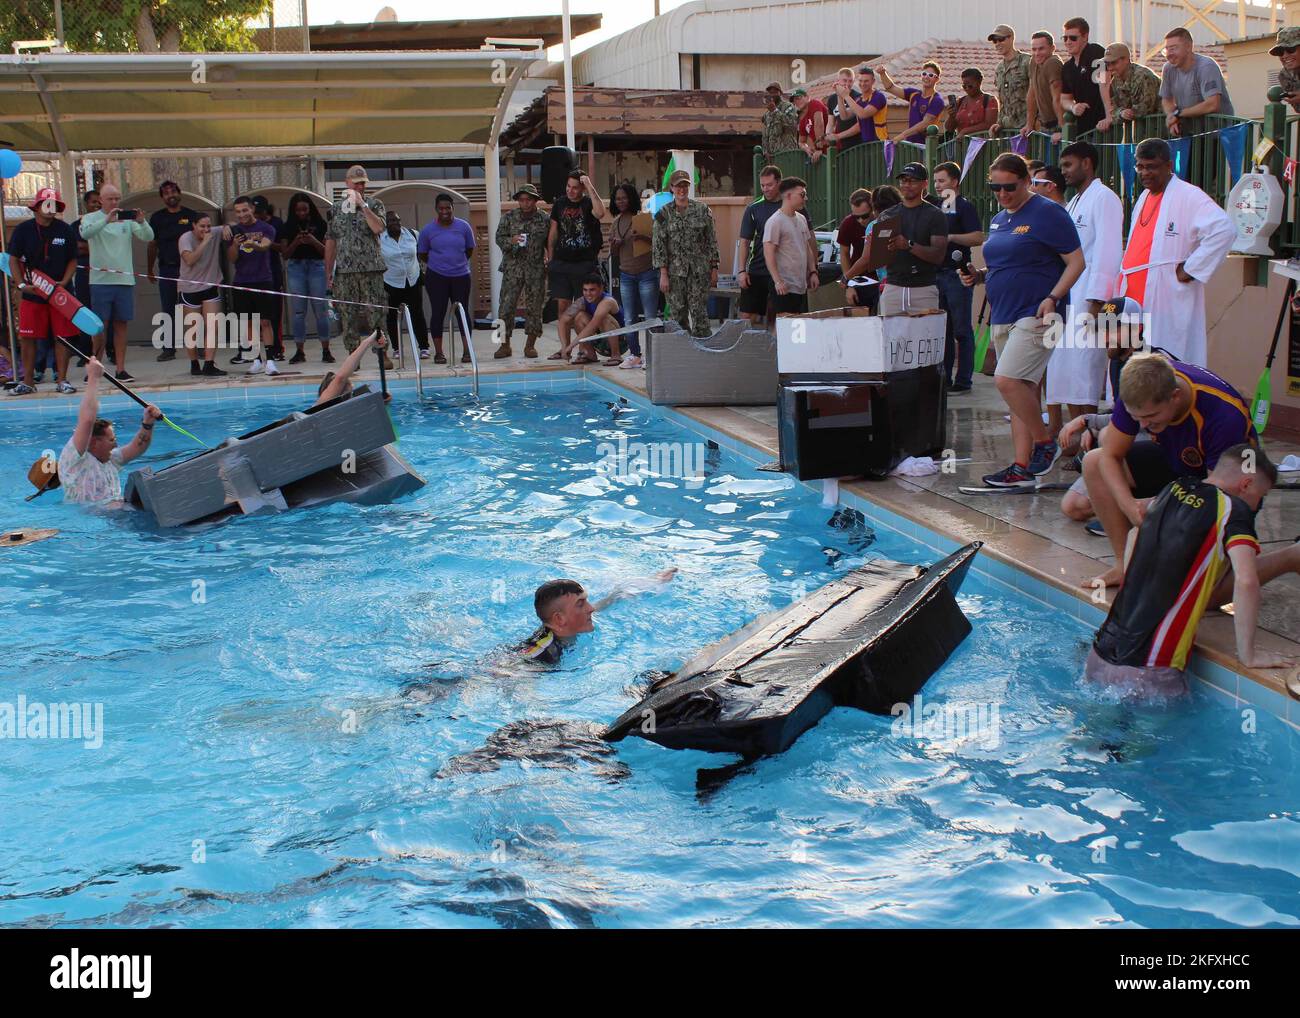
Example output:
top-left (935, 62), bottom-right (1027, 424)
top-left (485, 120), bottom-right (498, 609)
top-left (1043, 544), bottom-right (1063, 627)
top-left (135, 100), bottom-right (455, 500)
top-left (987, 181), bottom-right (1021, 191)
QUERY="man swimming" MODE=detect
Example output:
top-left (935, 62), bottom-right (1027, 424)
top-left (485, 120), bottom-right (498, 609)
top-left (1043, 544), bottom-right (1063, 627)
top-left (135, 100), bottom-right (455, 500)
top-left (516, 569), bottom-right (678, 665)
top-left (1086, 443), bottom-right (1298, 697)
top-left (313, 330), bottom-right (390, 406)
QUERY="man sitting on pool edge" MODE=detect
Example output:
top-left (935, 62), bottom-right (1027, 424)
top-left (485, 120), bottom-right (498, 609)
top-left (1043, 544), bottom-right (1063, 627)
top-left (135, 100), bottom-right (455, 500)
top-left (314, 330), bottom-right (391, 406)
top-left (1087, 443), bottom-right (1298, 697)
top-left (56, 356), bottom-right (162, 504)
top-left (517, 569), bottom-right (678, 665)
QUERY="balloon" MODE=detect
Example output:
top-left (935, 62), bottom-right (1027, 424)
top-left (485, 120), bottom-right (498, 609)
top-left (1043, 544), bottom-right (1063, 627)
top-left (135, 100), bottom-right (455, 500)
top-left (647, 191), bottom-right (671, 214)
top-left (0, 149), bottom-right (21, 179)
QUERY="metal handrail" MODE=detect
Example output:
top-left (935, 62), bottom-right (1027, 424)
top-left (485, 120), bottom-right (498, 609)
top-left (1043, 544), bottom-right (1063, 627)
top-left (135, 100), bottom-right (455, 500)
top-left (401, 302), bottom-right (423, 399)
top-left (450, 300), bottom-right (479, 400)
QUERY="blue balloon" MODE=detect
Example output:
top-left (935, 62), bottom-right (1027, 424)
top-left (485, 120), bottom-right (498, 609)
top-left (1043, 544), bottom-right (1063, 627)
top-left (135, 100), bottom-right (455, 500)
top-left (647, 191), bottom-right (671, 214)
top-left (0, 149), bottom-right (21, 179)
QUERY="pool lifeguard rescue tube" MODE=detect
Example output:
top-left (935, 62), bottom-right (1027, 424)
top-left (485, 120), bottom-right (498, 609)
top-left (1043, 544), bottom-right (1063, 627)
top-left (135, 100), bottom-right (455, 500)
top-left (604, 542), bottom-right (981, 757)
top-left (123, 386), bottom-right (425, 527)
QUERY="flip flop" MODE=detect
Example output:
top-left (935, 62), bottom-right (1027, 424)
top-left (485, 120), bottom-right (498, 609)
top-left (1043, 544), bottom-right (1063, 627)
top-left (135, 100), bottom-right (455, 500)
top-left (603, 357), bottom-right (622, 366)
top-left (548, 351), bottom-right (564, 360)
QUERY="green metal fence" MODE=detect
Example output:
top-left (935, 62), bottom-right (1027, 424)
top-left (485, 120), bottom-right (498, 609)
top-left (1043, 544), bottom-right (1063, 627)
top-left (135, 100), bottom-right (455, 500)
top-left (754, 107), bottom-right (1267, 239)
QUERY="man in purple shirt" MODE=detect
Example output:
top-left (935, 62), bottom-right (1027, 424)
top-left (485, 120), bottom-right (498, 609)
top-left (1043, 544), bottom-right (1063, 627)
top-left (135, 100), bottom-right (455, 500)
top-left (877, 61), bottom-right (945, 141)
top-left (839, 66), bottom-right (890, 143)
top-left (1076, 352), bottom-right (1257, 588)
top-left (224, 195), bottom-right (279, 375)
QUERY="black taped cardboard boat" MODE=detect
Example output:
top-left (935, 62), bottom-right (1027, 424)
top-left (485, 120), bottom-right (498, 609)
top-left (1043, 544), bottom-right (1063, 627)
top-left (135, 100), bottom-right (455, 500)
top-left (603, 541), bottom-right (980, 757)
top-left (123, 386), bottom-right (425, 527)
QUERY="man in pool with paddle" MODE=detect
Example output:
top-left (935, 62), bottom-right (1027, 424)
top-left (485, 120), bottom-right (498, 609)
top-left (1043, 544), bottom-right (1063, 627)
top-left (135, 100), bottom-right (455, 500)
top-left (57, 357), bottom-right (162, 504)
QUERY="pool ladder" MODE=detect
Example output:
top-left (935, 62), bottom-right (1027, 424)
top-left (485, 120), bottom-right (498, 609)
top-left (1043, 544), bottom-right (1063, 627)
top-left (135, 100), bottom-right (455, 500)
top-left (399, 302), bottom-right (480, 402)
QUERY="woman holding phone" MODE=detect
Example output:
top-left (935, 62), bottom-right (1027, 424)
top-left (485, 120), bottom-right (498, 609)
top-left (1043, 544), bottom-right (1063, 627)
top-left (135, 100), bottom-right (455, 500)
top-left (960, 152), bottom-right (1083, 489)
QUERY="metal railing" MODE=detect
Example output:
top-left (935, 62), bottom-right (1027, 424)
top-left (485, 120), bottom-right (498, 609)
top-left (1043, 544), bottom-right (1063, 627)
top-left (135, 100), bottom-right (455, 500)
top-left (448, 301), bottom-right (479, 400)
top-left (754, 107), bottom-right (1264, 237)
top-left (401, 302), bottom-right (423, 399)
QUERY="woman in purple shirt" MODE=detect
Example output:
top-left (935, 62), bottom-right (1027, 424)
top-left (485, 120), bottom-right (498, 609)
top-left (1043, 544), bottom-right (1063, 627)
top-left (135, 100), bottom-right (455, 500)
top-left (416, 193), bottom-right (475, 364)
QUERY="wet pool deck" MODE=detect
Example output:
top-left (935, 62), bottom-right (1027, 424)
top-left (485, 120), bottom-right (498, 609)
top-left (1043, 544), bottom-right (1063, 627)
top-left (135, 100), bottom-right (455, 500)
top-left (7, 322), bottom-right (1299, 704)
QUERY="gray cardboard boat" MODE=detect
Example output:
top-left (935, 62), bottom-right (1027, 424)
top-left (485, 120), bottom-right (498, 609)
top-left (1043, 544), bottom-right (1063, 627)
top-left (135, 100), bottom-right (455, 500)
top-left (645, 320), bottom-right (777, 406)
top-left (123, 385), bottom-right (425, 527)
top-left (603, 541), bottom-right (980, 757)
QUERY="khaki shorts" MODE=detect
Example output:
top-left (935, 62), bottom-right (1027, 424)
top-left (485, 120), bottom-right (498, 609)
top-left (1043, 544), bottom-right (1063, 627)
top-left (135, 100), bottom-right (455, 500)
top-left (992, 316), bottom-right (1054, 382)
top-left (878, 283), bottom-right (939, 317)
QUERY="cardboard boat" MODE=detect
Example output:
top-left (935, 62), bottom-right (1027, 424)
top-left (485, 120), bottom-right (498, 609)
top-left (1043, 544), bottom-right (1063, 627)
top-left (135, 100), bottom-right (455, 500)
top-left (123, 386), bottom-right (425, 527)
top-left (603, 541), bottom-right (980, 757)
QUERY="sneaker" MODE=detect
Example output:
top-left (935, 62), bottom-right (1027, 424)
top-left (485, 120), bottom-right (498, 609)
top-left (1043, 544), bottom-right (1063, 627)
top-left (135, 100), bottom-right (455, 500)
top-left (948, 383), bottom-right (972, 394)
top-left (9, 382), bottom-right (35, 396)
top-left (981, 462), bottom-right (1036, 488)
top-left (619, 355), bottom-right (642, 369)
top-left (246, 358), bottom-right (264, 375)
top-left (1085, 519), bottom-right (1106, 536)
top-left (1027, 439), bottom-right (1060, 477)
top-left (419, 349), bottom-right (430, 360)
top-left (157, 349), bottom-right (176, 362)
top-left (55, 380), bottom-right (76, 394)
top-left (264, 359), bottom-right (279, 376)
top-left (289, 350), bottom-right (306, 365)
top-left (230, 353), bottom-right (250, 365)
top-left (190, 360), bottom-right (202, 376)
top-left (115, 370), bottom-right (135, 382)
top-left (33, 371), bottom-right (45, 383)
top-left (321, 349), bottom-right (335, 364)
top-left (201, 361), bottom-right (228, 377)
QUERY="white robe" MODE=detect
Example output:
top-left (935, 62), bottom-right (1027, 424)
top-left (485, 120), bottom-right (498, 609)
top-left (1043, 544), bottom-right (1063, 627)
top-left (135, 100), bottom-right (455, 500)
top-left (1118, 175), bottom-right (1235, 367)
top-left (1046, 180), bottom-right (1124, 405)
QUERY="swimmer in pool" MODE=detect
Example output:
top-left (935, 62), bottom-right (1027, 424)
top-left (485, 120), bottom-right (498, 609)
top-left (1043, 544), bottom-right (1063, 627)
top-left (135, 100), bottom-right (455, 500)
top-left (515, 568), bottom-right (678, 666)
top-left (1086, 443), bottom-right (1299, 697)
top-left (314, 330), bottom-right (390, 406)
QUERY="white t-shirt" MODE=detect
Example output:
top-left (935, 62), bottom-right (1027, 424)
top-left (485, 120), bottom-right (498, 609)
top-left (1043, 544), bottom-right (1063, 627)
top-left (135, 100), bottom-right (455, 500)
top-left (762, 210), bottom-right (814, 293)
top-left (58, 437), bottom-right (125, 503)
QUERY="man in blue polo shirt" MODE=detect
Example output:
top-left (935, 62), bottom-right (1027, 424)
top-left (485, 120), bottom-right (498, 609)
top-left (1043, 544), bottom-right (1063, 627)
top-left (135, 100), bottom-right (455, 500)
top-left (1079, 352), bottom-right (1256, 588)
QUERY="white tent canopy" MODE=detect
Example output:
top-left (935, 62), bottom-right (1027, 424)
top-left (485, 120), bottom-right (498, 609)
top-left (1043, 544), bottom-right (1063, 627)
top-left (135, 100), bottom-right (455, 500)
top-left (0, 47), bottom-right (539, 310)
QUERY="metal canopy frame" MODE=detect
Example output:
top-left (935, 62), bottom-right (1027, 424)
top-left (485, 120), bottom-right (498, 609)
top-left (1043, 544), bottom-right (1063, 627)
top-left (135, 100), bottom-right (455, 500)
top-left (0, 47), bottom-right (539, 314)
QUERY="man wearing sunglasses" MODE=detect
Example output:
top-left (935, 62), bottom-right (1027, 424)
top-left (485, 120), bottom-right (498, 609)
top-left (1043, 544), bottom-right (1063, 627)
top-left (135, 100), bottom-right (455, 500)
top-left (1270, 28), bottom-right (1300, 112)
top-left (1059, 17), bottom-right (1107, 136)
top-left (876, 62), bottom-right (945, 143)
top-left (990, 25), bottom-right (1032, 136)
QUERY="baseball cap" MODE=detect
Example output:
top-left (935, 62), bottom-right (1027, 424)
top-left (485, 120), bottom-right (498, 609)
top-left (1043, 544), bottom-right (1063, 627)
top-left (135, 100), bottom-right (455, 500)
top-left (1103, 42), bottom-right (1131, 63)
top-left (345, 164), bottom-right (369, 184)
top-left (1270, 26), bottom-right (1300, 56)
top-left (896, 162), bottom-right (929, 181)
top-left (790, 87), bottom-right (808, 99)
top-left (988, 24), bottom-right (1014, 41)
top-left (29, 186), bottom-right (65, 213)
top-left (667, 169), bottom-right (692, 187)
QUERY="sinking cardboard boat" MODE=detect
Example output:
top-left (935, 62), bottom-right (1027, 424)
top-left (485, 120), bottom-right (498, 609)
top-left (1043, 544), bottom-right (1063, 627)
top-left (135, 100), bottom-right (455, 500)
top-left (123, 386), bottom-right (425, 527)
top-left (603, 541), bottom-right (980, 757)
top-left (645, 320), bottom-right (777, 406)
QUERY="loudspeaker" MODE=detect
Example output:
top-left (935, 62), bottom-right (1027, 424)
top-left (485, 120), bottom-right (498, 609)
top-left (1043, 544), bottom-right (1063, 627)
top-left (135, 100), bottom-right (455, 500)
top-left (541, 146), bottom-right (578, 202)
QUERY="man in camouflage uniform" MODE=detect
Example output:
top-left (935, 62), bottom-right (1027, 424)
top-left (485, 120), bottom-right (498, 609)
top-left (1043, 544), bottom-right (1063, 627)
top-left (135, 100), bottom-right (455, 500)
top-left (1097, 43), bottom-right (1162, 130)
top-left (494, 183), bottom-right (549, 359)
top-left (325, 164), bottom-right (390, 363)
top-left (761, 82), bottom-right (799, 162)
top-left (1269, 28), bottom-right (1300, 112)
top-left (989, 25), bottom-right (1033, 134)
top-left (652, 169), bottom-right (719, 338)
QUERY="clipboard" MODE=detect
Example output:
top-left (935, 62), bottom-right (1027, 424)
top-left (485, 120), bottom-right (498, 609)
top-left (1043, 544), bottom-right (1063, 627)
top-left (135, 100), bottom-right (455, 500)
top-left (631, 212), bottom-right (653, 257)
top-left (864, 217), bottom-right (897, 273)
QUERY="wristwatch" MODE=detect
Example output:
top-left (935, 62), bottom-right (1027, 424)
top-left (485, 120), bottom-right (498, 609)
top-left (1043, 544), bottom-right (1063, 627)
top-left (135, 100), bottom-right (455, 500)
top-left (1172, 106), bottom-right (1182, 119)
top-left (907, 239), bottom-right (915, 251)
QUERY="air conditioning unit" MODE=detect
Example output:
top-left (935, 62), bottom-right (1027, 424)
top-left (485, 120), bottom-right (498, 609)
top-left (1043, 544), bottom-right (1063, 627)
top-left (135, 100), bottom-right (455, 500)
top-left (12, 40), bottom-right (68, 55)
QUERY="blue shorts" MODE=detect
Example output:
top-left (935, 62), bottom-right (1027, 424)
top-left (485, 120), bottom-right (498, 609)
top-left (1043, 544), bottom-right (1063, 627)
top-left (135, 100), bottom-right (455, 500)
top-left (90, 284), bottom-right (135, 325)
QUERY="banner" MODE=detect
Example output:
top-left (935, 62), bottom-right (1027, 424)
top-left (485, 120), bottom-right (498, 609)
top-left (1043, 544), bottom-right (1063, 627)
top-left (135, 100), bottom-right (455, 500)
top-left (1008, 133), bottom-right (1027, 156)
top-left (1252, 135), bottom-right (1277, 166)
top-left (1218, 122), bottom-right (1248, 185)
top-left (1117, 143), bottom-right (1137, 198)
top-left (960, 137), bottom-right (987, 181)
top-left (1287, 158), bottom-right (1298, 184)
top-left (1169, 136), bottom-right (1191, 179)
top-left (883, 140), bottom-right (895, 177)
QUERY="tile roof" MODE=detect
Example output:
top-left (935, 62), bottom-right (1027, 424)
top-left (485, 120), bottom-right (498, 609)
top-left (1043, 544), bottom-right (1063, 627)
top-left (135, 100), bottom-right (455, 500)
top-left (805, 38), bottom-right (1227, 107)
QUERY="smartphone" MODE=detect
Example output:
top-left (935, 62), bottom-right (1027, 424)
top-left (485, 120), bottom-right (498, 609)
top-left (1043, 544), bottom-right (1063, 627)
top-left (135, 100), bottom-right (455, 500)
top-left (115, 209), bottom-right (140, 220)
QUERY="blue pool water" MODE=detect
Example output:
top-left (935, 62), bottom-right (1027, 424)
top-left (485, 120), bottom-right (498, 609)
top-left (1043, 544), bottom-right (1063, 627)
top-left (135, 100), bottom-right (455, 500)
top-left (1, 380), bottom-right (1298, 929)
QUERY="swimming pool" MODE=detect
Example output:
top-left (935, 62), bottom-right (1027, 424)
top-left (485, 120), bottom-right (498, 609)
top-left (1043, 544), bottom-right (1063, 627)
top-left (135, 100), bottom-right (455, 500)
top-left (1, 379), bottom-right (1298, 928)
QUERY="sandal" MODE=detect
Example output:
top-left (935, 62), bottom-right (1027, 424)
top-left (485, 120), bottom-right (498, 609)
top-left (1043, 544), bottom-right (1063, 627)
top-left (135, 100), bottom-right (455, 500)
top-left (434, 353), bottom-right (447, 364)
top-left (603, 357), bottom-right (622, 367)
top-left (547, 351), bottom-right (565, 360)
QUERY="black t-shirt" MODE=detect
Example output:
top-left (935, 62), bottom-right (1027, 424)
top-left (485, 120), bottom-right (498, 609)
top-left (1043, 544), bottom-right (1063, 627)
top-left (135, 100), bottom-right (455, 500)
top-left (148, 206), bottom-right (199, 268)
top-left (940, 194), bottom-right (982, 271)
top-left (739, 198), bottom-right (812, 276)
top-left (881, 201), bottom-right (948, 287)
top-left (549, 195), bottom-right (602, 263)
top-left (263, 215), bottom-right (285, 288)
top-left (281, 217), bottom-right (327, 260)
top-left (828, 89), bottom-right (864, 147)
top-left (513, 624), bottom-right (572, 666)
top-left (1061, 43), bottom-right (1106, 134)
top-left (1094, 477), bottom-right (1259, 671)
top-left (8, 218), bottom-right (77, 303)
